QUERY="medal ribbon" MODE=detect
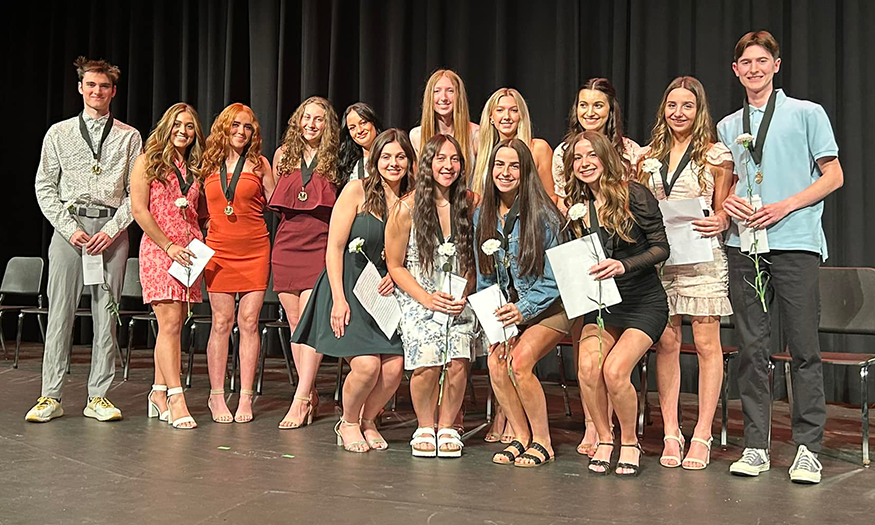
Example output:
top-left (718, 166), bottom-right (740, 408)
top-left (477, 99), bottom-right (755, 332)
top-left (742, 88), bottom-right (778, 166)
top-left (78, 112), bottom-right (114, 164)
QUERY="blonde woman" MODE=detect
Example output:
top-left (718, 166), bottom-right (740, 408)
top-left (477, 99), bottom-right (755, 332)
top-left (131, 103), bottom-right (206, 429)
top-left (269, 96), bottom-right (341, 429)
top-left (471, 88), bottom-right (553, 199)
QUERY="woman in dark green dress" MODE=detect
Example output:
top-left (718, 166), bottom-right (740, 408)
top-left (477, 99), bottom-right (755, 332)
top-left (292, 129), bottom-right (414, 452)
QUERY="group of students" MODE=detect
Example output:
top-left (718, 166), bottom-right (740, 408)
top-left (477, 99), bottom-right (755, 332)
top-left (26, 30), bottom-right (843, 484)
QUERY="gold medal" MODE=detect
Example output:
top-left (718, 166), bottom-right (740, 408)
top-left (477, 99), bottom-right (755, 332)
top-left (224, 204), bottom-right (234, 215)
top-left (755, 171), bottom-right (763, 184)
top-left (298, 189), bottom-right (308, 202)
top-left (92, 164), bottom-right (101, 175)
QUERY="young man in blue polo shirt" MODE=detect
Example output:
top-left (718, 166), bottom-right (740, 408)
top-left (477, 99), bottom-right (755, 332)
top-left (717, 30), bottom-right (843, 484)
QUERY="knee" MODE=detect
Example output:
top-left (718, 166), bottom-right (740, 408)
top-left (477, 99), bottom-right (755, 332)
top-left (158, 316), bottom-right (183, 336)
top-left (446, 359), bottom-right (468, 379)
top-left (352, 358), bottom-right (381, 379)
top-left (488, 353), bottom-right (508, 381)
top-left (236, 311), bottom-right (259, 334)
top-left (602, 362), bottom-right (629, 394)
top-left (211, 313), bottom-right (235, 335)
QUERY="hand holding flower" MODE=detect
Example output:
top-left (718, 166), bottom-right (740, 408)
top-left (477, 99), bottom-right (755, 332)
top-left (589, 258), bottom-right (625, 281)
top-left (428, 291), bottom-right (465, 316)
top-left (168, 244), bottom-right (196, 267)
top-left (692, 213), bottom-right (730, 237)
top-left (722, 194), bottom-right (755, 222)
top-left (84, 231), bottom-right (112, 255)
top-left (494, 302), bottom-right (523, 327)
top-left (747, 199), bottom-right (793, 229)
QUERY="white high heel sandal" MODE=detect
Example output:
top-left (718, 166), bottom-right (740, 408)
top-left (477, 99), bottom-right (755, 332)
top-left (166, 387), bottom-right (197, 429)
top-left (147, 384), bottom-right (169, 422)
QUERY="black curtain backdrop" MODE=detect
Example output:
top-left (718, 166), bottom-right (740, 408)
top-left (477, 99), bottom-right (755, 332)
top-left (3, 0), bottom-right (873, 401)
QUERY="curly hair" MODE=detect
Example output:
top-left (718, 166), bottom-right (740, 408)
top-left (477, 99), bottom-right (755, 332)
top-left (563, 131), bottom-right (635, 243)
top-left (413, 134), bottom-right (474, 276)
top-left (277, 96), bottom-right (340, 184)
top-left (362, 129), bottom-right (416, 219)
top-left (201, 103), bottom-right (264, 176)
top-left (477, 138), bottom-right (563, 277)
top-left (641, 76), bottom-right (716, 194)
top-left (339, 102), bottom-right (384, 187)
top-left (143, 103), bottom-right (206, 185)
top-left (562, 78), bottom-right (629, 171)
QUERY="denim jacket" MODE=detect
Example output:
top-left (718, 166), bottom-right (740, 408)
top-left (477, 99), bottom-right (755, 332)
top-left (473, 207), bottom-right (561, 322)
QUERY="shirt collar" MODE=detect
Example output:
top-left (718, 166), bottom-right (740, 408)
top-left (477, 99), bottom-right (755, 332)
top-left (82, 111), bottom-right (111, 127)
top-left (747, 88), bottom-right (786, 113)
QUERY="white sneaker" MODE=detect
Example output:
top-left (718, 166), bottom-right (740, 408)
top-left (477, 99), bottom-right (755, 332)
top-left (83, 397), bottom-right (123, 422)
top-left (25, 397), bottom-right (64, 422)
top-left (789, 445), bottom-right (822, 484)
top-left (729, 447), bottom-right (770, 476)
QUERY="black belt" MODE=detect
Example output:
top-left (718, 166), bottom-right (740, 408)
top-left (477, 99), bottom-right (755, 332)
top-left (75, 206), bottom-right (116, 218)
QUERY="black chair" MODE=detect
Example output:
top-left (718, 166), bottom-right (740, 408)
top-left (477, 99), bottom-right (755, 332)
top-left (770, 267), bottom-right (875, 466)
top-left (1, 257), bottom-right (45, 360)
top-left (255, 282), bottom-right (295, 395)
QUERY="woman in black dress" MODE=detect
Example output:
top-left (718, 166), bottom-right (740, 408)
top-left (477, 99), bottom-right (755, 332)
top-left (563, 131), bottom-right (669, 476)
top-left (292, 129), bottom-right (414, 452)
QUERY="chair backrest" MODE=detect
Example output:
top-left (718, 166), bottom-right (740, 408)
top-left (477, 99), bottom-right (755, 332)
top-left (819, 267), bottom-right (875, 336)
top-left (121, 258), bottom-right (142, 299)
top-left (0, 256), bottom-right (44, 296)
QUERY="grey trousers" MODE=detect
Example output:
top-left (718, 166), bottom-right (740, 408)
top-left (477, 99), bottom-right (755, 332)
top-left (727, 247), bottom-right (825, 453)
top-left (41, 217), bottom-right (128, 400)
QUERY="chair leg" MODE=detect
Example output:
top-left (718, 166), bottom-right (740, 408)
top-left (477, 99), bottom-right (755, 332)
top-left (0, 310), bottom-right (6, 358)
top-left (861, 365), bottom-right (870, 467)
top-left (277, 326), bottom-right (295, 386)
top-left (185, 324), bottom-right (196, 389)
top-left (557, 346), bottom-right (571, 417)
top-left (721, 356), bottom-right (730, 447)
top-left (14, 312), bottom-right (24, 368)
top-left (257, 327), bottom-right (268, 396)
top-left (334, 357), bottom-right (344, 405)
top-left (150, 319), bottom-right (158, 340)
top-left (486, 374), bottom-right (493, 423)
top-left (124, 318), bottom-right (135, 381)
top-left (784, 361), bottom-right (794, 415)
top-left (230, 328), bottom-right (239, 393)
top-left (767, 361), bottom-right (775, 449)
top-left (638, 353), bottom-right (649, 437)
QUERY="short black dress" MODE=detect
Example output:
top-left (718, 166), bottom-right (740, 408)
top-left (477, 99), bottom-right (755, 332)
top-left (581, 181), bottom-right (670, 343)
top-left (291, 212), bottom-right (404, 357)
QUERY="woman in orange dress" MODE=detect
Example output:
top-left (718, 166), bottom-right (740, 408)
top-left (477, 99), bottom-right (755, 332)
top-left (269, 96), bottom-right (340, 429)
top-left (200, 103), bottom-right (274, 423)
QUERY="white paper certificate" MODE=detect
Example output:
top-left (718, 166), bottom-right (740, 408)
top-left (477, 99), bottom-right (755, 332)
top-left (658, 198), bottom-right (714, 266)
top-left (738, 195), bottom-right (770, 254)
top-left (432, 272), bottom-right (469, 326)
top-left (82, 252), bottom-right (105, 286)
top-left (546, 235), bottom-right (622, 319)
top-left (467, 284), bottom-right (519, 345)
top-left (353, 261), bottom-right (401, 339)
top-left (168, 239), bottom-right (215, 287)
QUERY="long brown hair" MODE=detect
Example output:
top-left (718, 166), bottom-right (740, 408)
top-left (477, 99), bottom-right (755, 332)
top-left (563, 131), bottom-right (635, 242)
top-left (642, 76), bottom-right (715, 193)
top-left (143, 103), bottom-right (206, 184)
top-left (362, 129), bottom-right (416, 219)
top-left (201, 103), bottom-right (263, 176)
top-left (477, 139), bottom-right (563, 277)
top-left (417, 70), bottom-right (473, 170)
top-left (277, 96), bottom-right (340, 184)
top-left (413, 134), bottom-right (474, 276)
top-left (562, 78), bottom-right (628, 169)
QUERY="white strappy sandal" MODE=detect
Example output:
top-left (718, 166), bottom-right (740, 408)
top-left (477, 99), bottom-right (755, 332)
top-left (410, 427), bottom-right (437, 457)
top-left (436, 427), bottom-right (464, 458)
top-left (147, 384), bottom-right (169, 422)
top-left (166, 387), bottom-right (197, 430)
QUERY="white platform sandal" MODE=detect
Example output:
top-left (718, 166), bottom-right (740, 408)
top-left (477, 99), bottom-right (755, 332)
top-left (436, 427), bottom-right (464, 458)
top-left (410, 427), bottom-right (437, 458)
top-left (166, 387), bottom-right (197, 430)
top-left (147, 384), bottom-right (169, 422)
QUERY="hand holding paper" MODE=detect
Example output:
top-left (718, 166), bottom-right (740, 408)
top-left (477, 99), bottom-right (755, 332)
top-left (168, 239), bottom-right (214, 287)
top-left (467, 284), bottom-right (519, 345)
top-left (353, 262), bottom-right (401, 339)
top-left (658, 198), bottom-right (714, 266)
top-left (546, 234), bottom-right (621, 319)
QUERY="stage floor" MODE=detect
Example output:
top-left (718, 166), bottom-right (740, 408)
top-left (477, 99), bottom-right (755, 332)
top-left (1, 343), bottom-right (872, 524)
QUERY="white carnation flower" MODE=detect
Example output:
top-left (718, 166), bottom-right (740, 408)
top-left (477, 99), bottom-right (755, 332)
top-left (348, 237), bottom-right (365, 253)
top-left (641, 158), bottom-right (662, 174)
top-left (568, 203), bottom-right (586, 221)
top-left (438, 242), bottom-right (456, 257)
top-left (174, 197), bottom-right (189, 209)
top-left (735, 133), bottom-right (755, 146)
top-left (481, 238), bottom-right (502, 256)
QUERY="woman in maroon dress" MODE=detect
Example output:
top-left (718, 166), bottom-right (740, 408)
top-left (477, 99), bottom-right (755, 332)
top-left (269, 96), bottom-right (340, 428)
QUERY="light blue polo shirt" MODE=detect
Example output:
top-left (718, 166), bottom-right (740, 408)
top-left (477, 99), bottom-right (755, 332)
top-left (716, 89), bottom-right (839, 260)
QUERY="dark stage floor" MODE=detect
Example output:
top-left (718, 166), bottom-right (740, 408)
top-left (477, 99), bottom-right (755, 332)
top-left (1, 342), bottom-right (873, 525)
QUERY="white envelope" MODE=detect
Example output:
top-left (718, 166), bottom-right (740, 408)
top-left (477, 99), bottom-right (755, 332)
top-left (168, 239), bottom-right (215, 287)
top-left (467, 284), bottom-right (519, 345)
top-left (658, 198), bottom-right (714, 266)
top-left (738, 195), bottom-right (770, 254)
top-left (353, 261), bottom-right (401, 339)
top-left (432, 272), bottom-right (469, 326)
top-left (82, 252), bottom-right (105, 286)
top-left (546, 235), bottom-right (622, 319)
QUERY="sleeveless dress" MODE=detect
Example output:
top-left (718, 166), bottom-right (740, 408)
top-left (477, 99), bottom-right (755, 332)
top-left (291, 212), bottom-right (403, 357)
top-left (395, 203), bottom-right (480, 370)
top-left (139, 163), bottom-right (204, 303)
top-left (269, 168), bottom-right (336, 292)
top-left (640, 143), bottom-right (734, 317)
top-left (202, 171), bottom-right (270, 292)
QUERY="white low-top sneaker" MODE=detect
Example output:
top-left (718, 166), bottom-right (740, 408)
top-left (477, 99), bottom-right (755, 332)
top-left (25, 397), bottom-right (64, 422)
top-left (83, 397), bottom-right (123, 422)
top-left (789, 445), bottom-right (822, 484)
top-left (729, 447), bottom-right (770, 476)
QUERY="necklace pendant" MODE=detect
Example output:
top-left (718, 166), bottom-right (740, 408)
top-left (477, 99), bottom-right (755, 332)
top-left (298, 189), bottom-right (308, 202)
top-left (502, 254), bottom-right (510, 268)
top-left (224, 204), bottom-right (234, 216)
top-left (92, 164), bottom-right (101, 175)
top-left (755, 171), bottom-right (763, 184)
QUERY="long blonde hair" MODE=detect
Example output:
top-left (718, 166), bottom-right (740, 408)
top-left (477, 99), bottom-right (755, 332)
top-left (563, 131), bottom-right (635, 242)
top-left (143, 103), bottom-right (206, 184)
top-left (642, 76), bottom-right (715, 193)
top-left (201, 103), bottom-right (264, 177)
top-left (417, 70), bottom-right (473, 170)
top-left (277, 96), bottom-right (340, 184)
top-left (471, 88), bottom-right (533, 195)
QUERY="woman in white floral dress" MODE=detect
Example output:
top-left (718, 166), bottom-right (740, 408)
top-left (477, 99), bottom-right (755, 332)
top-left (386, 134), bottom-right (480, 458)
top-left (637, 76), bottom-right (734, 470)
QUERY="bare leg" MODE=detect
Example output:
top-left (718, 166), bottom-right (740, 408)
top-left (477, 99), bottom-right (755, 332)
top-left (436, 358), bottom-right (469, 453)
top-left (684, 316), bottom-right (723, 467)
top-left (150, 335), bottom-right (168, 414)
top-left (361, 355), bottom-right (404, 448)
top-left (409, 365), bottom-right (441, 453)
top-left (577, 322), bottom-right (621, 472)
top-left (234, 290), bottom-right (265, 422)
top-left (205, 292), bottom-right (235, 422)
top-left (153, 301), bottom-right (195, 428)
top-left (336, 354), bottom-right (382, 451)
top-left (279, 290), bottom-right (323, 427)
top-left (655, 315), bottom-right (682, 465)
top-left (488, 348), bottom-right (530, 463)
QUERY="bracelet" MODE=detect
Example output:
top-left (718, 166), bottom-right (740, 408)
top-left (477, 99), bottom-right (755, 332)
top-left (164, 241), bottom-right (174, 253)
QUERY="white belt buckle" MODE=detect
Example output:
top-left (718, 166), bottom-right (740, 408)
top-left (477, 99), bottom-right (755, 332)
top-left (85, 208), bottom-right (100, 218)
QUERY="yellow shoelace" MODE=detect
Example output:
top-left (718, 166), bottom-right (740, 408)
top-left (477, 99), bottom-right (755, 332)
top-left (90, 397), bottom-right (115, 409)
top-left (34, 396), bottom-right (56, 409)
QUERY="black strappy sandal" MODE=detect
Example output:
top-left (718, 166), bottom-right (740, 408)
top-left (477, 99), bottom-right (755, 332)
top-left (588, 442), bottom-right (615, 475)
top-left (492, 440), bottom-right (527, 465)
top-left (514, 441), bottom-right (554, 468)
top-left (615, 443), bottom-right (644, 477)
